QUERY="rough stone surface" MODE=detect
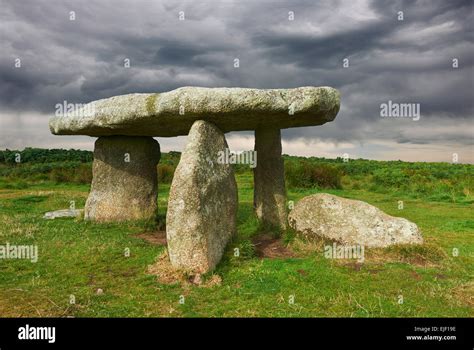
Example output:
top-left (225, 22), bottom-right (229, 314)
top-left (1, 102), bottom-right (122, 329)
top-left (288, 193), bottom-right (423, 248)
top-left (166, 120), bottom-right (238, 273)
top-left (49, 86), bottom-right (340, 137)
top-left (85, 136), bottom-right (160, 222)
top-left (43, 209), bottom-right (83, 219)
top-left (253, 128), bottom-right (287, 229)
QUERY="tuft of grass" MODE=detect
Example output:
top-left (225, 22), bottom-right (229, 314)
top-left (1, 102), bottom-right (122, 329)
top-left (235, 239), bottom-right (256, 259)
top-left (282, 227), bottom-right (297, 245)
top-left (385, 243), bottom-right (448, 266)
top-left (147, 250), bottom-right (187, 285)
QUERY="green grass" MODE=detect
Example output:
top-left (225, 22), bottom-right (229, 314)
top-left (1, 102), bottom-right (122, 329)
top-left (0, 171), bottom-right (472, 317)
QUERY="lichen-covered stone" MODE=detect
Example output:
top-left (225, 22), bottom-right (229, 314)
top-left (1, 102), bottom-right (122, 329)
top-left (253, 128), bottom-right (287, 229)
top-left (166, 120), bottom-right (238, 273)
top-left (49, 86), bottom-right (340, 137)
top-left (84, 136), bottom-right (160, 222)
top-left (288, 193), bottom-right (423, 248)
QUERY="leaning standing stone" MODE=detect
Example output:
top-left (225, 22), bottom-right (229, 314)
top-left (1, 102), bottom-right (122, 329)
top-left (85, 136), bottom-right (160, 222)
top-left (166, 120), bottom-right (238, 273)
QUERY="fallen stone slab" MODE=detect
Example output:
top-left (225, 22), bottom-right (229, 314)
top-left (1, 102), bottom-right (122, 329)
top-left (49, 86), bottom-right (340, 137)
top-left (166, 120), bottom-right (238, 273)
top-left (288, 193), bottom-right (423, 248)
top-left (43, 209), bottom-right (83, 219)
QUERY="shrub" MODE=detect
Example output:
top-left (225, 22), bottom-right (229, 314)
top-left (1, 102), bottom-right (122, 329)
top-left (285, 161), bottom-right (342, 189)
top-left (157, 164), bottom-right (175, 183)
top-left (73, 163), bottom-right (92, 184)
top-left (49, 168), bottom-right (70, 183)
top-left (48, 163), bottom-right (92, 184)
top-left (372, 168), bottom-right (409, 188)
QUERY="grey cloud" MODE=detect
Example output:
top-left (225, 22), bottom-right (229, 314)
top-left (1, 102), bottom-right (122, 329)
top-left (0, 0), bottom-right (472, 152)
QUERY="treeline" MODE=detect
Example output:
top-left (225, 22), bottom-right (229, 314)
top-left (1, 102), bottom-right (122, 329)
top-left (0, 148), bottom-right (181, 165)
top-left (0, 148), bottom-right (93, 164)
top-left (0, 148), bottom-right (181, 187)
top-left (0, 148), bottom-right (472, 204)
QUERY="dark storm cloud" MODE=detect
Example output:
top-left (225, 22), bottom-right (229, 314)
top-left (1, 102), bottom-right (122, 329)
top-left (0, 0), bottom-right (472, 148)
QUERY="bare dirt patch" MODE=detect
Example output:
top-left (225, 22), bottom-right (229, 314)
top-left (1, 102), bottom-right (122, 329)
top-left (252, 234), bottom-right (295, 259)
top-left (410, 270), bottom-right (422, 280)
top-left (135, 231), bottom-right (167, 246)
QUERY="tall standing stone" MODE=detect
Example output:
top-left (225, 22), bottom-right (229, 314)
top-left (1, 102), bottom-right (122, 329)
top-left (166, 120), bottom-right (238, 273)
top-left (85, 136), bottom-right (160, 222)
top-left (253, 128), bottom-right (288, 230)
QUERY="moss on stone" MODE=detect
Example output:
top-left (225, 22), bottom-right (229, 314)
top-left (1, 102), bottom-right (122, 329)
top-left (145, 94), bottom-right (159, 115)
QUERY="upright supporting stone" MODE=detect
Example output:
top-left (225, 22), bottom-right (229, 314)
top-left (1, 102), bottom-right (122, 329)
top-left (254, 128), bottom-right (287, 230)
top-left (167, 120), bottom-right (238, 273)
top-left (85, 136), bottom-right (160, 222)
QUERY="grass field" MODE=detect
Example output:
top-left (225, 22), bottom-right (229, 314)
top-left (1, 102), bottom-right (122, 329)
top-left (0, 167), bottom-right (472, 317)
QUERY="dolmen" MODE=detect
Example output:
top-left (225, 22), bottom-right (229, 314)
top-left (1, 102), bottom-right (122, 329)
top-left (49, 86), bottom-right (340, 272)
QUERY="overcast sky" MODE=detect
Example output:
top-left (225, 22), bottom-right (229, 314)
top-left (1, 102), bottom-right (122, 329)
top-left (1, 0), bottom-right (473, 162)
